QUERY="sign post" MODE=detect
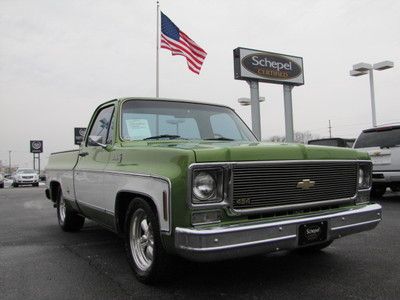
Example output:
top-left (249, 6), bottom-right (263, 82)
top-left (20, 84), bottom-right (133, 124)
top-left (248, 81), bottom-right (261, 139)
top-left (234, 47), bottom-right (304, 141)
top-left (283, 85), bottom-right (294, 142)
top-left (30, 140), bottom-right (43, 174)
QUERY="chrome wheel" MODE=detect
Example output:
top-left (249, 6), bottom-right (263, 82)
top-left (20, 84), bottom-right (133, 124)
top-left (59, 196), bottom-right (66, 223)
top-left (130, 208), bottom-right (154, 272)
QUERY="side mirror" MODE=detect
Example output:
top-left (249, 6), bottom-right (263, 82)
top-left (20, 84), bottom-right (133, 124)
top-left (88, 135), bottom-right (107, 148)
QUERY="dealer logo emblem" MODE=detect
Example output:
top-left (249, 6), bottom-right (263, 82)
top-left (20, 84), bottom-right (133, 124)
top-left (296, 179), bottom-right (315, 190)
top-left (79, 129), bottom-right (86, 136)
top-left (32, 141), bottom-right (42, 150)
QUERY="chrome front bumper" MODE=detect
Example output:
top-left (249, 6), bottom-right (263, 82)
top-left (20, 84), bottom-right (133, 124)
top-left (175, 203), bottom-right (382, 261)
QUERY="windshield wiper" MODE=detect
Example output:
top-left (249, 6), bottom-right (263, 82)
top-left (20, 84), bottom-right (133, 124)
top-left (143, 135), bottom-right (185, 141)
top-left (204, 137), bottom-right (235, 141)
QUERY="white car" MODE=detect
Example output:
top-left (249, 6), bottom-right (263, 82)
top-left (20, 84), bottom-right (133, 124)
top-left (354, 124), bottom-right (400, 197)
top-left (12, 168), bottom-right (40, 187)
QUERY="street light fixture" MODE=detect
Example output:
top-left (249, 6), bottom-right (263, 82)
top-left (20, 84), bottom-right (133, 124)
top-left (350, 60), bottom-right (394, 127)
top-left (238, 97), bottom-right (265, 106)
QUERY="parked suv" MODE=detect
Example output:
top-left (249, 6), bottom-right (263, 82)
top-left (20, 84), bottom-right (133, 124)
top-left (354, 124), bottom-right (400, 197)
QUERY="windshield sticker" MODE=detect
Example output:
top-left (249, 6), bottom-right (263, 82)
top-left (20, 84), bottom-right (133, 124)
top-left (125, 119), bottom-right (151, 140)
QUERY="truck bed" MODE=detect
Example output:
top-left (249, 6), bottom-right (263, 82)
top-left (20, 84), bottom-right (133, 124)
top-left (46, 150), bottom-right (79, 201)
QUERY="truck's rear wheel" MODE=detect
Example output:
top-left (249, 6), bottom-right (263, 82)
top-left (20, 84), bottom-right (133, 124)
top-left (57, 189), bottom-right (85, 231)
top-left (124, 198), bottom-right (170, 284)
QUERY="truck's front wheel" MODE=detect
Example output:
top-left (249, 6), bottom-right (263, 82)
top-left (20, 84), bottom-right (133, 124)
top-left (124, 198), bottom-right (170, 284)
top-left (57, 189), bottom-right (85, 231)
top-left (371, 186), bottom-right (386, 198)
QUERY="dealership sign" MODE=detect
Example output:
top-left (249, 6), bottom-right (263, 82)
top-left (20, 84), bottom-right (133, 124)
top-left (30, 140), bottom-right (43, 153)
top-left (234, 47), bottom-right (304, 86)
top-left (74, 127), bottom-right (86, 145)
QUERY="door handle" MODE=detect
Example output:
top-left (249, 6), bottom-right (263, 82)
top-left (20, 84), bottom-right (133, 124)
top-left (79, 152), bottom-right (89, 157)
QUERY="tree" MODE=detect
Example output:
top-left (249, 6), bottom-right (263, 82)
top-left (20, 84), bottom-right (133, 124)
top-left (266, 131), bottom-right (320, 144)
top-left (268, 135), bottom-right (286, 142)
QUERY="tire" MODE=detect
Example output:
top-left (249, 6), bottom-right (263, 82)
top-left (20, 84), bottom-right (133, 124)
top-left (297, 240), bottom-right (333, 253)
top-left (371, 186), bottom-right (386, 198)
top-left (57, 189), bottom-right (85, 231)
top-left (124, 198), bottom-right (170, 284)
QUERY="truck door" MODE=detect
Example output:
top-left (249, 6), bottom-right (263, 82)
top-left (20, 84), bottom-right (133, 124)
top-left (74, 103), bottom-right (115, 227)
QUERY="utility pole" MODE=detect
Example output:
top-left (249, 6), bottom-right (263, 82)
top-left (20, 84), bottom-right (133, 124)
top-left (328, 120), bottom-right (332, 138)
top-left (8, 150), bottom-right (11, 174)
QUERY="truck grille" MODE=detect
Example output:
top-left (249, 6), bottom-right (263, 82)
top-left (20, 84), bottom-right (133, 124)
top-left (232, 162), bottom-right (358, 210)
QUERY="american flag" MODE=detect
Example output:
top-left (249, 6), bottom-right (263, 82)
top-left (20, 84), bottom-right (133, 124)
top-left (160, 12), bottom-right (207, 74)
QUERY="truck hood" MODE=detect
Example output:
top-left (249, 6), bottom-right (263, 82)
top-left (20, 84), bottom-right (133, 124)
top-left (145, 141), bottom-right (369, 162)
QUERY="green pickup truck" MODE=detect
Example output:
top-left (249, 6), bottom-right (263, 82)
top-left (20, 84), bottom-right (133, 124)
top-left (45, 97), bottom-right (382, 283)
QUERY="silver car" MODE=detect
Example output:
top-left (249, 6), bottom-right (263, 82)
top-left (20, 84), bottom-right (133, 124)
top-left (12, 168), bottom-right (40, 187)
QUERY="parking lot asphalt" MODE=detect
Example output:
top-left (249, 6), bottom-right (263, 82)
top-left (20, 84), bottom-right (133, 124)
top-left (0, 186), bottom-right (399, 300)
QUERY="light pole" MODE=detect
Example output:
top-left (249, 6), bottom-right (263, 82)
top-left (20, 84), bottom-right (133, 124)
top-left (350, 60), bottom-right (394, 127)
top-left (8, 150), bottom-right (11, 174)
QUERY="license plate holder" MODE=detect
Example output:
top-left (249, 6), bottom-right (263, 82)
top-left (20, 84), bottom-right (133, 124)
top-left (298, 221), bottom-right (328, 246)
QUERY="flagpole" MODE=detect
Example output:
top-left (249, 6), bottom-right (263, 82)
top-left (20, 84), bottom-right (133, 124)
top-left (156, 0), bottom-right (160, 98)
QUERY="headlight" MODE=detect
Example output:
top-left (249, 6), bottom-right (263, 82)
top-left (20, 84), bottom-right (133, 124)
top-left (358, 163), bottom-right (372, 190)
top-left (192, 169), bottom-right (224, 203)
top-left (193, 172), bottom-right (216, 200)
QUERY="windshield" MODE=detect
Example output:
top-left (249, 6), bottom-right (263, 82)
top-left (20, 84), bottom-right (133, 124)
top-left (354, 126), bottom-right (400, 148)
top-left (121, 100), bottom-right (256, 142)
top-left (17, 169), bottom-right (36, 174)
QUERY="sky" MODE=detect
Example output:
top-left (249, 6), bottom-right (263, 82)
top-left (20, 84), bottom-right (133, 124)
top-left (1, 0), bottom-right (400, 169)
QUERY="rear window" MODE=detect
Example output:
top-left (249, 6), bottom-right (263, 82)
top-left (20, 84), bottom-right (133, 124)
top-left (354, 126), bottom-right (400, 148)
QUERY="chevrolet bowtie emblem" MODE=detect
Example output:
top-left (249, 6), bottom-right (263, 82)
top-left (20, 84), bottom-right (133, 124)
top-left (297, 179), bottom-right (315, 190)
